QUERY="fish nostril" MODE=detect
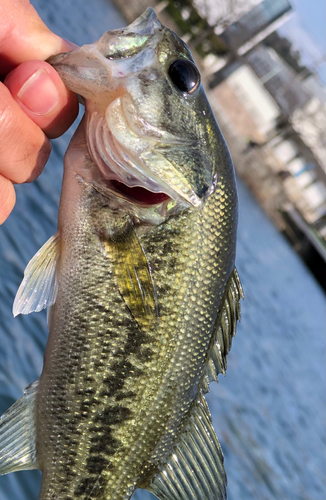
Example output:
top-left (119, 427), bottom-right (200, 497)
top-left (197, 184), bottom-right (209, 199)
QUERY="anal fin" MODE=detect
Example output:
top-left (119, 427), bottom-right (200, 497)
top-left (0, 381), bottom-right (39, 475)
top-left (146, 390), bottom-right (226, 500)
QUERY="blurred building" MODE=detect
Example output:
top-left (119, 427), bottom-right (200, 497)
top-left (210, 55), bottom-right (326, 240)
top-left (218, 0), bottom-right (293, 53)
top-left (246, 46), bottom-right (310, 116)
top-left (194, 0), bottom-right (293, 60)
top-left (200, 0), bottom-right (326, 259)
top-left (200, 0), bottom-right (294, 83)
top-left (210, 62), bottom-right (280, 142)
top-left (266, 133), bottom-right (326, 226)
top-left (193, 0), bottom-right (292, 37)
top-left (193, 0), bottom-right (263, 28)
top-left (291, 98), bottom-right (326, 172)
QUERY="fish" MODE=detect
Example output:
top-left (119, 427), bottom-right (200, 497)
top-left (0, 8), bottom-right (243, 500)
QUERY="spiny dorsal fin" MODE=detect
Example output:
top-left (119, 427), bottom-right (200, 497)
top-left (0, 381), bottom-right (39, 475)
top-left (13, 232), bottom-right (60, 317)
top-left (146, 390), bottom-right (226, 500)
top-left (201, 268), bottom-right (243, 392)
top-left (101, 219), bottom-right (157, 327)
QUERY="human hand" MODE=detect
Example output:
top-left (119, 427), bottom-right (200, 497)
top-left (0, 0), bottom-right (79, 224)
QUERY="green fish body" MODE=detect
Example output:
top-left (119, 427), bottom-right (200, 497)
top-left (0, 9), bottom-right (242, 500)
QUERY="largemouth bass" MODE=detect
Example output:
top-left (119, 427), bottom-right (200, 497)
top-left (0, 9), bottom-right (243, 500)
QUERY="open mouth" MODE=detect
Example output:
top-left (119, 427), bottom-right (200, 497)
top-left (110, 180), bottom-right (170, 206)
top-left (87, 112), bottom-right (175, 208)
top-left (87, 110), bottom-right (202, 210)
top-left (87, 112), bottom-right (176, 207)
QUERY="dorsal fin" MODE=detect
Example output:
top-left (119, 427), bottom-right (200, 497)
top-left (0, 381), bottom-right (39, 475)
top-left (13, 232), bottom-right (60, 317)
top-left (201, 268), bottom-right (243, 393)
top-left (146, 390), bottom-right (227, 500)
top-left (144, 270), bottom-right (243, 500)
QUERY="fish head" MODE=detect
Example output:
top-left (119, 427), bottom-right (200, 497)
top-left (48, 8), bottom-right (234, 215)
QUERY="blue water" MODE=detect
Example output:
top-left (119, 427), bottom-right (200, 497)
top-left (0, 1), bottom-right (325, 499)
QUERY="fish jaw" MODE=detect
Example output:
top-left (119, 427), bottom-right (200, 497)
top-left (47, 8), bottom-right (163, 103)
top-left (126, 7), bottom-right (163, 33)
top-left (84, 101), bottom-right (203, 209)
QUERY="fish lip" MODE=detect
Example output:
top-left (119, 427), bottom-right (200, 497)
top-left (86, 131), bottom-right (174, 208)
top-left (92, 162), bottom-right (202, 209)
top-left (47, 9), bottom-right (163, 70)
top-left (47, 52), bottom-right (68, 66)
top-left (88, 143), bottom-right (187, 209)
top-left (126, 7), bottom-right (164, 35)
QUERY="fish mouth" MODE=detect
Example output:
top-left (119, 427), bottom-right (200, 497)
top-left (87, 112), bottom-right (173, 208)
top-left (105, 180), bottom-right (170, 206)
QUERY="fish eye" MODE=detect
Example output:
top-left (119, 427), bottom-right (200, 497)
top-left (168, 59), bottom-right (200, 94)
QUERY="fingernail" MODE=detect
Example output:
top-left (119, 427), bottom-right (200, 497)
top-left (17, 69), bottom-right (60, 115)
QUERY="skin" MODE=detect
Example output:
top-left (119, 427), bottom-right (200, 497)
top-left (0, 0), bottom-right (79, 224)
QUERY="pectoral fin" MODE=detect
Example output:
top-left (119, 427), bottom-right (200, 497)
top-left (146, 391), bottom-right (226, 500)
top-left (102, 219), bottom-right (157, 326)
top-left (0, 381), bottom-right (39, 475)
top-left (13, 232), bottom-right (60, 317)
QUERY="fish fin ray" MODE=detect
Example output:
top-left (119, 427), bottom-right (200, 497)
top-left (13, 232), bottom-right (60, 317)
top-left (201, 267), bottom-right (243, 393)
top-left (102, 220), bottom-right (157, 326)
top-left (146, 390), bottom-right (226, 500)
top-left (0, 381), bottom-right (39, 475)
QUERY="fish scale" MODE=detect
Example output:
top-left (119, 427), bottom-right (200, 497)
top-left (38, 215), bottom-right (146, 497)
top-left (0, 9), bottom-right (242, 500)
top-left (35, 174), bottom-right (235, 499)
